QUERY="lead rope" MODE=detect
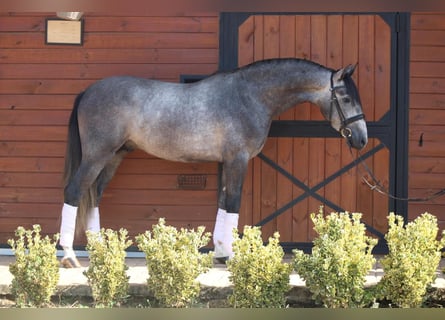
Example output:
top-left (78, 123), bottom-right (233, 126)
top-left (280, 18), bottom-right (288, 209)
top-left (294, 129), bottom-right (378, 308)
top-left (346, 142), bottom-right (445, 202)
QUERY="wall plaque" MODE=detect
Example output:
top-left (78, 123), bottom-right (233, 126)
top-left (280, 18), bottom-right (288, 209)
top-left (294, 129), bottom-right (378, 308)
top-left (46, 19), bottom-right (83, 45)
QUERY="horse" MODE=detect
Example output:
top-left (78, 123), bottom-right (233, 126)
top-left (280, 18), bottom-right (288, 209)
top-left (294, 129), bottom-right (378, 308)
top-left (58, 58), bottom-right (367, 268)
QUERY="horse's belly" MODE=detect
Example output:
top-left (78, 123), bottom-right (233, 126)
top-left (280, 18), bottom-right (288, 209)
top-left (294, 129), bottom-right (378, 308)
top-left (136, 139), bottom-right (223, 163)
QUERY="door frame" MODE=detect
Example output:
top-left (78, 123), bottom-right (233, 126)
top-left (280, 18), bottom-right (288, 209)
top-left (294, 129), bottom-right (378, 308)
top-left (218, 12), bottom-right (410, 253)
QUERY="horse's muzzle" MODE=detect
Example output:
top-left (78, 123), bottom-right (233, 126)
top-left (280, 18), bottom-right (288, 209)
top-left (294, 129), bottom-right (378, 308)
top-left (344, 129), bottom-right (367, 150)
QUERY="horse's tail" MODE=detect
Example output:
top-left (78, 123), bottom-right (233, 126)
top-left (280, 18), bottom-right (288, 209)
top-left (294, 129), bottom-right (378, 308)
top-left (63, 91), bottom-right (98, 235)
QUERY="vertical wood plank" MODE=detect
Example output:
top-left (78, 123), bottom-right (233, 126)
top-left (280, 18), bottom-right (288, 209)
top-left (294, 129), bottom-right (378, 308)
top-left (292, 137), bottom-right (310, 241)
top-left (254, 16), bottom-right (265, 62)
top-left (358, 15), bottom-right (376, 121)
top-left (324, 15), bottom-right (343, 216)
top-left (340, 15), bottom-right (359, 213)
top-left (292, 15), bottom-right (312, 241)
top-left (238, 16), bottom-right (255, 67)
top-left (276, 15), bottom-right (296, 242)
top-left (308, 15), bottom-right (327, 240)
top-left (279, 15), bottom-right (297, 120)
top-left (357, 15), bottom-right (375, 227)
top-left (373, 16), bottom-right (391, 232)
top-left (309, 15), bottom-right (327, 121)
top-left (374, 16), bottom-right (391, 121)
top-left (260, 15), bottom-right (280, 240)
top-left (372, 148), bottom-right (390, 231)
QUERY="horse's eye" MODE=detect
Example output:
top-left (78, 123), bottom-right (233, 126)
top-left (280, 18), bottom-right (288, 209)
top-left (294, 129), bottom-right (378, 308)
top-left (342, 97), bottom-right (351, 104)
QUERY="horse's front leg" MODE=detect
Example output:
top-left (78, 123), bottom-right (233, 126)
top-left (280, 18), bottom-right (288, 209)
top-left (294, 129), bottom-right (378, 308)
top-left (213, 155), bottom-right (248, 261)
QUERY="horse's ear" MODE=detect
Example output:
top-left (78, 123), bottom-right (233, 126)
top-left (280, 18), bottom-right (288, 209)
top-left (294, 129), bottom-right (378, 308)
top-left (338, 64), bottom-right (357, 80)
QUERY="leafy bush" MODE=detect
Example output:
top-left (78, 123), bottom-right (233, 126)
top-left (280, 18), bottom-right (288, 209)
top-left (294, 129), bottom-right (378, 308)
top-left (84, 228), bottom-right (132, 307)
top-left (227, 226), bottom-right (292, 308)
top-left (8, 225), bottom-right (60, 307)
top-left (377, 212), bottom-right (445, 308)
top-left (136, 218), bottom-right (213, 307)
top-left (293, 209), bottom-right (377, 308)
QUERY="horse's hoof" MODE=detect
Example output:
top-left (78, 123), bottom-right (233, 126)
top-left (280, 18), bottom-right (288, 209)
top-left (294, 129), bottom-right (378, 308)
top-left (61, 257), bottom-right (82, 268)
top-left (214, 256), bottom-right (229, 264)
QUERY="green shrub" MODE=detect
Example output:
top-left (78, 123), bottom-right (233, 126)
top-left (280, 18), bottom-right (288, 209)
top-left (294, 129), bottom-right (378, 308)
top-left (227, 226), bottom-right (292, 308)
top-left (293, 209), bottom-right (377, 308)
top-left (135, 218), bottom-right (213, 307)
top-left (8, 225), bottom-right (60, 307)
top-left (377, 212), bottom-right (445, 308)
top-left (84, 228), bottom-right (132, 307)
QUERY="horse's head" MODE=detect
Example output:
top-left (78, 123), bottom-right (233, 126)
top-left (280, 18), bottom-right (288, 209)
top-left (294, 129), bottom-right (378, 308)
top-left (320, 64), bottom-right (368, 150)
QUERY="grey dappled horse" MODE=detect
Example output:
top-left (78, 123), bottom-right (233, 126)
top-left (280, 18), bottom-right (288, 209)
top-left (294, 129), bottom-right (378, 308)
top-left (59, 58), bottom-right (367, 267)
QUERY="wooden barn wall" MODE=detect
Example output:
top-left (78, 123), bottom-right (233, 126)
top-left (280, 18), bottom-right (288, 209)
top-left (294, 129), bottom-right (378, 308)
top-left (0, 12), bottom-right (219, 244)
top-left (409, 12), bottom-right (445, 231)
top-left (2, 11), bottom-right (445, 246)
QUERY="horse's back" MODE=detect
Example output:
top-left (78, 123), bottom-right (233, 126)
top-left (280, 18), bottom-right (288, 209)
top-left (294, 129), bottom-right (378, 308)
top-left (76, 76), bottom-right (223, 160)
top-left (81, 76), bottom-right (175, 105)
top-left (80, 75), bottom-right (225, 111)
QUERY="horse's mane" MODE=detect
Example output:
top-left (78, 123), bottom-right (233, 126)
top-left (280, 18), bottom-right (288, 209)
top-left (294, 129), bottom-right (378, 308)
top-left (234, 58), bottom-right (360, 102)
top-left (237, 58), bottom-right (333, 73)
top-left (203, 58), bottom-right (332, 80)
top-left (202, 58), bottom-right (351, 87)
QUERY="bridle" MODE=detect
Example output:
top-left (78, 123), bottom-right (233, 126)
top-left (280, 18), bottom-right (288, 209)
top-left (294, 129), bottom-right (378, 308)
top-left (329, 72), bottom-right (365, 140)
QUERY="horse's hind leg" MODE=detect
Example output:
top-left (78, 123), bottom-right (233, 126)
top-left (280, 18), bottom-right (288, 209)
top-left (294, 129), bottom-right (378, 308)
top-left (60, 203), bottom-right (81, 267)
top-left (61, 146), bottom-right (129, 258)
top-left (96, 146), bottom-right (131, 203)
top-left (86, 148), bottom-right (131, 233)
top-left (60, 158), bottom-right (112, 267)
top-left (213, 154), bottom-right (248, 260)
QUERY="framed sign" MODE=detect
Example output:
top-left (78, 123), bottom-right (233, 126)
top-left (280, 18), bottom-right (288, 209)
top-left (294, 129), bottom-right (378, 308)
top-left (45, 19), bottom-right (84, 45)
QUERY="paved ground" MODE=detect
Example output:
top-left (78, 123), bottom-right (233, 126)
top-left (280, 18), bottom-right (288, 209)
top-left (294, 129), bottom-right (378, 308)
top-left (1, 251), bottom-right (444, 299)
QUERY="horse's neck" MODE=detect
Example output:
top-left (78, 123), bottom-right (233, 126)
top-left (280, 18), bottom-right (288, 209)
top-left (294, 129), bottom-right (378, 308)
top-left (240, 61), bottom-right (330, 116)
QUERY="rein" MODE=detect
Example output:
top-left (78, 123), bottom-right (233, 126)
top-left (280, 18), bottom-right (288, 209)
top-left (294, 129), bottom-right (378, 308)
top-left (329, 73), bottom-right (445, 202)
top-left (346, 141), bottom-right (445, 202)
top-left (329, 72), bottom-right (365, 139)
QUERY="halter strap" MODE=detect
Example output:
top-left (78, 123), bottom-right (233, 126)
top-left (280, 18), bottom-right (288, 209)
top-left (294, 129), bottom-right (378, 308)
top-left (329, 72), bottom-right (365, 138)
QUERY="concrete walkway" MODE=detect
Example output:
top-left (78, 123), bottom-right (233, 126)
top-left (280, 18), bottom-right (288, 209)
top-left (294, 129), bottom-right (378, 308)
top-left (1, 252), bottom-right (444, 300)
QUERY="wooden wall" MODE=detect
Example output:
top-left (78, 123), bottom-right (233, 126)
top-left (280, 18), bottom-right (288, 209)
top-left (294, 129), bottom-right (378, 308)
top-left (0, 12), bottom-right (219, 244)
top-left (409, 12), bottom-right (445, 231)
top-left (1, 11), bottom-right (445, 246)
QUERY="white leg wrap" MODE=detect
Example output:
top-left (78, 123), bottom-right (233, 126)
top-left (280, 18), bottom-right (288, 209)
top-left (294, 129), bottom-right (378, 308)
top-left (59, 203), bottom-right (77, 249)
top-left (59, 203), bottom-right (82, 268)
top-left (86, 207), bottom-right (101, 233)
top-left (223, 213), bottom-right (239, 259)
top-left (213, 208), bottom-right (227, 258)
top-left (214, 210), bottom-right (239, 259)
